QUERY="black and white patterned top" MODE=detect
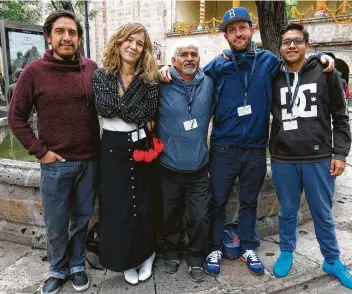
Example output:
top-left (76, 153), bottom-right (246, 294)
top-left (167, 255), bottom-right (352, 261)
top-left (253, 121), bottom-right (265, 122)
top-left (93, 68), bottom-right (159, 124)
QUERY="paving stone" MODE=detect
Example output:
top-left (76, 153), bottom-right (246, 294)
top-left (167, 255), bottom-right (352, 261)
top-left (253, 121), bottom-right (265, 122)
top-left (0, 248), bottom-right (47, 294)
top-left (218, 257), bottom-right (270, 289)
top-left (257, 240), bottom-right (319, 277)
top-left (0, 240), bottom-right (30, 272)
top-left (154, 258), bottom-right (220, 294)
top-left (99, 269), bottom-right (155, 294)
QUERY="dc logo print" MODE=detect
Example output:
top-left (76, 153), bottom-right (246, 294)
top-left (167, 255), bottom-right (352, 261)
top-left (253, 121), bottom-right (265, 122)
top-left (280, 83), bottom-right (318, 120)
top-left (229, 9), bottom-right (236, 18)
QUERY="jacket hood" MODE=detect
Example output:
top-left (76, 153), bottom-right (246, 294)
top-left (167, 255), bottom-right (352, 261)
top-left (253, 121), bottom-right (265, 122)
top-left (170, 65), bottom-right (205, 86)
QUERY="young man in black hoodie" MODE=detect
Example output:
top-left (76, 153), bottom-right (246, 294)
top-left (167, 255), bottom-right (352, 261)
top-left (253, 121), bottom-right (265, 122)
top-left (270, 23), bottom-right (352, 289)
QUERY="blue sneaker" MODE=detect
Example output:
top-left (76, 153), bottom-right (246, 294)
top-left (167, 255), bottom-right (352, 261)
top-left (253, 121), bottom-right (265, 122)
top-left (241, 250), bottom-right (265, 275)
top-left (322, 259), bottom-right (352, 289)
top-left (71, 271), bottom-right (89, 292)
top-left (41, 277), bottom-right (66, 294)
top-left (204, 250), bottom-right (222, 276)
top-left (273, 251), bottom-right (293, 277)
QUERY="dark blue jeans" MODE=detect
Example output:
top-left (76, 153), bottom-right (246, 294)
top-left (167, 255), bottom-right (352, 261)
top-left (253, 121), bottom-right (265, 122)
top-left (40, 160), bottom-right (98, 279)
top-left (209, 146), bottom-right (266, 251)
top-left (271, 160), bottom-right (339, 262)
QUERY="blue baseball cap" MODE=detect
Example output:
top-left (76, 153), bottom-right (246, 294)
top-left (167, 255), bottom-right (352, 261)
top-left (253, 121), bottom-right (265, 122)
top-left (219, 7), bottom-right (252, 32)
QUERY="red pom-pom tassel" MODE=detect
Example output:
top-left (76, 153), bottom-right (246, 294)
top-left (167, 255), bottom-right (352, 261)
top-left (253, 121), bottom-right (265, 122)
top-left (144, 149), bottom-right (154, 163)
top-left (151, 149), bottom-right (159, 159)
top-left (153, 138), bottom-right (165, 153)
top-left (133, 150), bottom-right (145, 162)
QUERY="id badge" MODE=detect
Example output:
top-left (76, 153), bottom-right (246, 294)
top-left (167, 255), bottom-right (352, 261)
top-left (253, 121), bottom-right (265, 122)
top-left (183, 119), bottom-right (198, 131)
top-left (283, 120), bottom-right (298, 131)
top-left (131, 128), bottom-right (146, 142)
top-left (238, 105), bottom-right (252, 116)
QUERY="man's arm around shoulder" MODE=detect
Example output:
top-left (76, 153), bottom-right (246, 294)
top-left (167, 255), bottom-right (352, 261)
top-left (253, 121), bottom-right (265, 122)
top-left (326, 69), bottom-right (351, 176)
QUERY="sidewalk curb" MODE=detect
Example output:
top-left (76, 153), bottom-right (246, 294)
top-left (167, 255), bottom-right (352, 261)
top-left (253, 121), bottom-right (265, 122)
top-left (230, 261), bottom-right (352, 294)
top-left (266, 270), bottom-right (328, 293)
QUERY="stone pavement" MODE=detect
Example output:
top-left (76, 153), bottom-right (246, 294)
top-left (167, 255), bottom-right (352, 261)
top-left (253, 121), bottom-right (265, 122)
top-left (1, 150), bottom-right (352, 294)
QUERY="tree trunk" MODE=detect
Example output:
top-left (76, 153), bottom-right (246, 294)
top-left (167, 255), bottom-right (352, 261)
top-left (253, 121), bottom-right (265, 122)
top-left (50, 1), bottom-right (86, 56)
top-left (255, 1), bottom-right (287, 56)
top-left (60, 1), bottom-right (74, 12)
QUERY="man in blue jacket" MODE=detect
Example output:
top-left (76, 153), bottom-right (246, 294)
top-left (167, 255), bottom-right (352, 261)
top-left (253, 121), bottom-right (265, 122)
top-left (158, 7), bottom-right (334, 277)
top-left (157, 39), bottom-right (213, 283)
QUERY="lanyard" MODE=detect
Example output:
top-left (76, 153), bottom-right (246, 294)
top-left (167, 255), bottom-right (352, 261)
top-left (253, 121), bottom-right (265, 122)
top-left (284, 68), bottom-right (300, 114)
top-left (181, 82), bottom-right (197, 120)
top-left (232, 50), bottom-right (257, 106)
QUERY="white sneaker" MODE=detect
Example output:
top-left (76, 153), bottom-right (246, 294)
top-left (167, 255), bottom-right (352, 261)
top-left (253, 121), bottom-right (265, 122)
top-left (139, 252), bottom-right (156, 282)
top-left (123, 268), bottom-right (138, 285)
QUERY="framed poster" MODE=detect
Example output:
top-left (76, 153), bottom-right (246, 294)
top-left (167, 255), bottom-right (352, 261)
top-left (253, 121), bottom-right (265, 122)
top-left (0, 21), bottom-right (47, 100)
top-left (6, 29), bottom-right (46, 84)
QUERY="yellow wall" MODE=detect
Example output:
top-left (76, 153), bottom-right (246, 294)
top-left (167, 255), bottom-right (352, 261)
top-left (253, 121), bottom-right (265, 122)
top-left (291, 1), bottom-right (351, 17)
top-left (176, 1), bottom-right (200, 23)
top-left (175, 0), bottom-right (352, 25)
top-left (175, 1), bottom-right (259, 24)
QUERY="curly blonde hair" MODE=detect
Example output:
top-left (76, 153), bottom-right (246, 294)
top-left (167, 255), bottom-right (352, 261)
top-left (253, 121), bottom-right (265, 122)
top-left (102, 23), bottom-right (158, 83)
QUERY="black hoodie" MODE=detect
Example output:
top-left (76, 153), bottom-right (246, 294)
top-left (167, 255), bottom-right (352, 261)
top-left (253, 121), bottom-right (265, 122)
top-left (269, 56), bottom-right (351, 163)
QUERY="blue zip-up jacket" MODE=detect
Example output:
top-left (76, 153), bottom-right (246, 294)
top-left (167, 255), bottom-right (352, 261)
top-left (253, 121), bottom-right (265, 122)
top-left (204, 46), bottom-right (279, 147)
top-left (157, 66), bottom-right (213, 171)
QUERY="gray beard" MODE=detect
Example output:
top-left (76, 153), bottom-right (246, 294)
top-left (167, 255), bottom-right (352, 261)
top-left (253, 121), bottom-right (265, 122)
top-left (182, 67), bottom-right (196, 75)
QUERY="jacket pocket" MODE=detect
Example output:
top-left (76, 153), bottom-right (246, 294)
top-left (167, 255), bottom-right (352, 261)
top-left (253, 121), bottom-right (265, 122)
top-left (166, 137), bottom-right (206, 170)
top-left (274, 120), bottom-right (328, 157)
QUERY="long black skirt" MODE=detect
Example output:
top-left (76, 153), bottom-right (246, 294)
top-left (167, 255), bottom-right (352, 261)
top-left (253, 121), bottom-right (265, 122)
top-left (99, 129), bottom-right (155, 272)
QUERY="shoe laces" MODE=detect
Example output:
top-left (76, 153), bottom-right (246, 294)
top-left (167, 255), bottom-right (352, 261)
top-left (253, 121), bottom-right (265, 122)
top-left (337, 262), bottom-right (352, 279)
top-left (46, 277), bottom-right (59, 283)
top-left (166, 259), bottom-right (179, 265)
top-left (279, 252), bottom-right (292, 261)
top-left (189, 266), bottom-right (203, 272)
top-left (208, 250), bottom-right (222, 263)
top-left (243, 250), bottom-right (259, 262)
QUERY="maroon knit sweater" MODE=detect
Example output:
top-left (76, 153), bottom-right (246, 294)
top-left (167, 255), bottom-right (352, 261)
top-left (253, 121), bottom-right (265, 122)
top-left (8, 49), bottom-right (100, 160)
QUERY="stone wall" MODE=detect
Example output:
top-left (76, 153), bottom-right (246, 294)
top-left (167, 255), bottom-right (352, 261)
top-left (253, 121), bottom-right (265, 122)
top-left (0, 159), bottom-right (46, 248)
top-left (0, 156), bottom-right (312, 248)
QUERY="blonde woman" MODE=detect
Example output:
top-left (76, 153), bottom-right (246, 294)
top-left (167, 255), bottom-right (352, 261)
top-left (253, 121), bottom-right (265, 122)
top-left (92, 23), bottom-right (159, 285)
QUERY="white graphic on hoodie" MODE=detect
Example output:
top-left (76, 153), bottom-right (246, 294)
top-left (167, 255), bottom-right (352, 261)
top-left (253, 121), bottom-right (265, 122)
top-left (280, 72), bottom-right (317, 120)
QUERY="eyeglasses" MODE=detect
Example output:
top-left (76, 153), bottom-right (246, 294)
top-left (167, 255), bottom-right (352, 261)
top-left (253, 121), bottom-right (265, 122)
top-left (281, 37), bottom-right (305, 47)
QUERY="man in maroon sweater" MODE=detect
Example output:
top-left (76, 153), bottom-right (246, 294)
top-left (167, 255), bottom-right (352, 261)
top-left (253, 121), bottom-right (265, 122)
top-left (8, 11), bottom-right (100, 294)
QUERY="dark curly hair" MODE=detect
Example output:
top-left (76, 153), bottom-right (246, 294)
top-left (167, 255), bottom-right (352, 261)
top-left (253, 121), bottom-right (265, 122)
top-left (43, 10), bottom-right (83, 38)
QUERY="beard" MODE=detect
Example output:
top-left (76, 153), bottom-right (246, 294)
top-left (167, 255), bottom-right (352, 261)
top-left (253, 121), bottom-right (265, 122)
top-left (54, 45), bottom-right (77, 61)
top-left (228, 38), bottom-right (252, 53)
top-left (182, 67), bottom-right (196, 75)
top-left (59, 54), bottom-right (75, 61)
top-left (182, 61), bottom-right (197, 75)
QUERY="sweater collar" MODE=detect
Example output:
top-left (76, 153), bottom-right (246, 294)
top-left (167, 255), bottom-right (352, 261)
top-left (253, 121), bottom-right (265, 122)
top-left (43, 49), bottom-right (81, 65)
